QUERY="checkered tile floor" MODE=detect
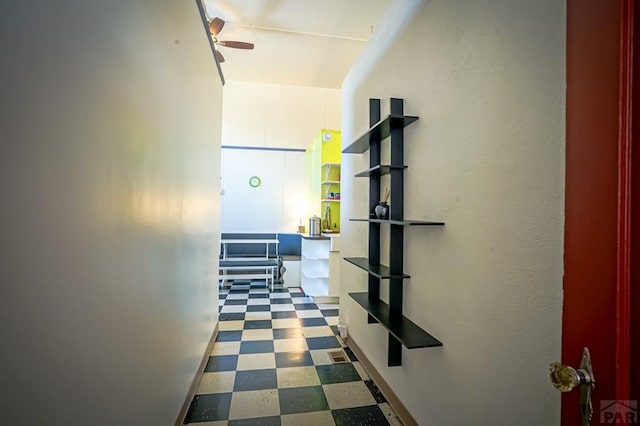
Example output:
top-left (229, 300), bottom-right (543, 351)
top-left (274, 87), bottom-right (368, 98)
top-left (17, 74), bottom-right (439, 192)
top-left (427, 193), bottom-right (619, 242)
top-left (183, 280), bottom-right (403, 425)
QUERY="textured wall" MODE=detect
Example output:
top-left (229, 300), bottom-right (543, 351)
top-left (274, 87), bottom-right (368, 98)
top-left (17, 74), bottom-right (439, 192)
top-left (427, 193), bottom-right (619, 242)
top-left (340, 0), bottom-right (565, 424)
top-left (0, 1), bottom-right (222, 424)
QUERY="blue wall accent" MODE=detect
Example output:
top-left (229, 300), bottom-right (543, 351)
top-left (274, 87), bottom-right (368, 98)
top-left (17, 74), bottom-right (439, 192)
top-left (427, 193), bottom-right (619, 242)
top-left (220, 233), bottom-right (301, 257)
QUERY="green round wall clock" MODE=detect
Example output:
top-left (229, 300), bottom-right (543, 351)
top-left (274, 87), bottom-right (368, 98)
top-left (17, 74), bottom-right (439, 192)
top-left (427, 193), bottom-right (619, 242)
top-left (249, 176), bottom-right (262, 188)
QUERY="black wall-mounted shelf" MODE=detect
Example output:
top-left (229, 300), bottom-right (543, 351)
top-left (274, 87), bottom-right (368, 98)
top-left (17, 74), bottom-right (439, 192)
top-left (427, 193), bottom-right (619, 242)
top-left (344, 257), bottom-right (410, 279)
top-left (349, 292), bottom-right (443, 348)
top-left (342, 97), bottom-right (443, 367)
top-left (343, 115), bottom-right (419, 154)
top-left (350, 218), bottom-right (445, 226)
top-left (354, 165), bottom-right (407, 177)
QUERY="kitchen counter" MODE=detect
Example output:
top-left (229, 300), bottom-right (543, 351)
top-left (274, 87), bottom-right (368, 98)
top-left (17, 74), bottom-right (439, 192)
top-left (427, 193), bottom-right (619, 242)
top-left (300, 233), bottom-right (340, 251)
top-left (300, 233), bottom-right (330, 240)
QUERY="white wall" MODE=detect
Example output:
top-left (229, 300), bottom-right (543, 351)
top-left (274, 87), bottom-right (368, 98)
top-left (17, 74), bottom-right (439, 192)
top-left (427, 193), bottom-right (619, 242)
top-left (340, 0), bottom-right (565, 424)
top-left (0, 1), bottom-right (222, 424)
top-left (220, 148), bottom-right (307, 233)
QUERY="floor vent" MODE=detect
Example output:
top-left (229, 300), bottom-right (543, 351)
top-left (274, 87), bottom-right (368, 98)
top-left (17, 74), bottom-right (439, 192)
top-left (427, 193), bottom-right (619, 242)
top-left (328, 350), bottom-right (348, 364)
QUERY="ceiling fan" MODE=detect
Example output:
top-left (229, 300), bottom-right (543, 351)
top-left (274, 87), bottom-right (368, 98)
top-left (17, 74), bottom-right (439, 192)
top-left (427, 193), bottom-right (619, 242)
top-left (208, 17), bottom-right (254, 63)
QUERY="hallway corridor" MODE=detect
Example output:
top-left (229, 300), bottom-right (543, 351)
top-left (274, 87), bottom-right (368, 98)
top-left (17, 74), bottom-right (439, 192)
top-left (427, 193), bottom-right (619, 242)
top-left (183, 281), bottom-right (403, 425)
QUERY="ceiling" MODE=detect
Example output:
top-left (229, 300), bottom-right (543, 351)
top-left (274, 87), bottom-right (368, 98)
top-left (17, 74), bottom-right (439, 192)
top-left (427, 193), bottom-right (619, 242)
top-left (202, 0), bottom-right (391, 88)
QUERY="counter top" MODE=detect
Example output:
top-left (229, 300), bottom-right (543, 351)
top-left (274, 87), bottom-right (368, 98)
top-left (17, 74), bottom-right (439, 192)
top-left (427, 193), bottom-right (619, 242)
top-left (300, 233), bottom-right (331, 240)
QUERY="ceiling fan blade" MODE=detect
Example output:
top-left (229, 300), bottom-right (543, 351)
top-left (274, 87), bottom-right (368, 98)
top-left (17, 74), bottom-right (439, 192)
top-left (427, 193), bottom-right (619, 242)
top-left (209, 17), bottom-right (225, 36)
top-left (215, 49), bottom-right (225, 63)
top-left (218, 40), bottom-right (254, 50)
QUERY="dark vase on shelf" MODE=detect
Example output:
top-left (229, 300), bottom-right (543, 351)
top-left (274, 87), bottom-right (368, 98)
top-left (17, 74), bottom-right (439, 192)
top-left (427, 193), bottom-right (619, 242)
top-left (375, 202), bottom-right (389, 219)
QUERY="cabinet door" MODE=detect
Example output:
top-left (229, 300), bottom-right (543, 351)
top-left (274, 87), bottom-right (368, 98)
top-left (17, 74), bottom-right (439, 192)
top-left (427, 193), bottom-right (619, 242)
top-left (306, 138), bottom-right (322, 216)
top-left (222, 82), bottom-right (267, 146)
top-left (266, 85), bottom-right (324, 149)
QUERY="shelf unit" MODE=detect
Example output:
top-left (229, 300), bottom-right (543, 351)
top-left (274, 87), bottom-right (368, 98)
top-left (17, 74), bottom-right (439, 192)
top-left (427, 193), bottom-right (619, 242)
top-left (321, 162), bottom-right (341, 231)
top-left (301, 237), bottom-right (331, 297)
top-left (342, 97), bottom-right (444, 367)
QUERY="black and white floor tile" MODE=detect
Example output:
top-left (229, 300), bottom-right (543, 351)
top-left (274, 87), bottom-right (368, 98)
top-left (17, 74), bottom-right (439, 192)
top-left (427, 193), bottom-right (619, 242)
top-left (184, 280), bottom-right (403, 425)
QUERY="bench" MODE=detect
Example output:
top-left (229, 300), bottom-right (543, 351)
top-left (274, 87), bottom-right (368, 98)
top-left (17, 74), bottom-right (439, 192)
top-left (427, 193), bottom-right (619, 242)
top-left (218, 233), bottom-right (301, 290)
top-left (219, 259), bottom-right (279, 289)
top-left (218, 233), bottom-right (279, 290)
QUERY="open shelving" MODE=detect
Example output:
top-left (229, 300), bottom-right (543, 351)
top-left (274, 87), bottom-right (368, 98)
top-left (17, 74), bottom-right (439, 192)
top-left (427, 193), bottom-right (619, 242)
top-left (354, 164), bottom-right (407, 178)
top-left (301, 237), bottom-right (330, 297)
top-left (321, 162), bottom-right (340, 230)
top-left (343, 115), bottom-right (419, 154)
top-left (349, 293), bottom-right (443, 348)
top-left (342, 97), bottom-right (444, 367)
top-left (349, 218), bottom-right (444, 226)
top-left (343, 257), bottom-right (410, 279)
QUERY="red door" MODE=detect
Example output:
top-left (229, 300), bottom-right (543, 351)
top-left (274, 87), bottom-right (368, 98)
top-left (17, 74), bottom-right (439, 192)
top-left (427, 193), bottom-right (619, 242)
top-left (564, 0), bottom-right (638, 424)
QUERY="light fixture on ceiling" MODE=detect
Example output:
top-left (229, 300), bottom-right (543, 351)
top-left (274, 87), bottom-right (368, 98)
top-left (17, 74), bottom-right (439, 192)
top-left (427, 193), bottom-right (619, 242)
top-left (208, 17), bottom-right (255, 63)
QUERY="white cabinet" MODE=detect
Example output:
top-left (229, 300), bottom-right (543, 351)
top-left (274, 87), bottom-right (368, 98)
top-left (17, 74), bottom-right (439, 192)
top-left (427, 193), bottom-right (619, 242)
top-left (222, 81), bottom-right (267, 147)
top-left (266, 86), bottom-right (325, 149)
top-left (300, 237), bottom-right (330, 298)
top-left (221, 81), bottom-right (341, 150)
top-left (323, 89), bottom-right (342, 130)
